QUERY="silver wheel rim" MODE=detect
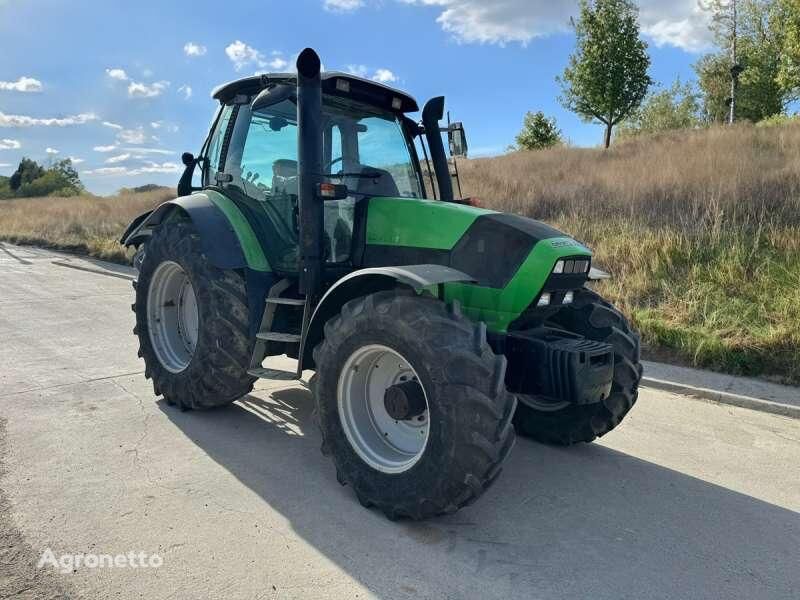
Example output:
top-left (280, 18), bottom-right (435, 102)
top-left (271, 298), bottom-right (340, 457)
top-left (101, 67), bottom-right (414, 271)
top-left (337, 345), bottom-right (430, 474)
top-left (147, 261), bottom-right (199, 374)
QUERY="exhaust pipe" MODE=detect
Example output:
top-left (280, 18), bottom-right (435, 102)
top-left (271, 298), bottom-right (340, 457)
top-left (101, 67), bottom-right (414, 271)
top-left (296, 47), bottom-right (324, 298)
top-left (422, 96), bottom-right (454, 203)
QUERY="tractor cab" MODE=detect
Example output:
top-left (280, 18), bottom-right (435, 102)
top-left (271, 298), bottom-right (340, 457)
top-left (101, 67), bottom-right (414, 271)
top-left (177, 69), bottom-right (459, 278)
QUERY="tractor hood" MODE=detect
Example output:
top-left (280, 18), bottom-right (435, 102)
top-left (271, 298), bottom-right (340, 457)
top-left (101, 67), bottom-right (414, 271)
top-left (361, 197), bottom-right (592, 331)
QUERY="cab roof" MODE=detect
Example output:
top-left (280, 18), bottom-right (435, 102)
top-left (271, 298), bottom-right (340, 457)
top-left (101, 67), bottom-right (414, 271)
top-left (211, 71), bottom-right (419, 113)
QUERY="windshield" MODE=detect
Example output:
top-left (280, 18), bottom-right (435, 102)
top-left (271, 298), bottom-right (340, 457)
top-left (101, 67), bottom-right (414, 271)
top-left (224, 93), bottom-right (424, 271)
top-left (322, 96), bottom-right (424, 199)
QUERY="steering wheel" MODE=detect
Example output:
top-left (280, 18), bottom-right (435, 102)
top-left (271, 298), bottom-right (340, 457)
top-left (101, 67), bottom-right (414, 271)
top-left (323, 156), bottom-right (344, 174)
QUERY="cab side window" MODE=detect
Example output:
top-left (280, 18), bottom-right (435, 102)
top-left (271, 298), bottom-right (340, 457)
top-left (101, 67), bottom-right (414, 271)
top-left (203, 104), bottom-right (234, 187)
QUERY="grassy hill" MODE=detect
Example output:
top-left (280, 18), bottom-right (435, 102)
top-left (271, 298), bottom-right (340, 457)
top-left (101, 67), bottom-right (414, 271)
top-left (459, 123), bottom-right (800, 383)
top-left (0, 187), bottom-right (172, 262)
top-left (0, 124), bottom-right (797, 383)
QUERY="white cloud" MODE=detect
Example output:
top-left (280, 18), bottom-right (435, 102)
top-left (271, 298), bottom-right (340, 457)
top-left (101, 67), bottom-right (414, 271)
top-left (117, 127), bottom-right (147, 144)
top-left (93, 144), bottom-right (118, 152)
top-left (0, 163), bottom-right (12, 168)
top-left (392, 0), bottom-right (711, 52)
top-left (178, 84), bottom-right (193, 100)
top-left (0, 111), bottom-right (98, 127)
top-left (346, 64), bottom-right (369, 78)
top-left (639, 1), bottom-right (713, 52)
top-left (82, 166), bottom-right (128, 176)
top-left (346, 65), bottom-right (399, 83)
top-left (137, 161), bottom-right (181, 174)
top-left (372, 68), bottom-right (398, 83)
top-left (102, 121), bottom-right (123, 130)
top-left (324, 0), bottom-right (364, 11)
top-left (105, 153), bottom-right (131, 164)
top-left (106, 68), bottom-right (129, 81)
top-left (128, 80), bottom-right (169, 98)
top-left (184, 42), bottom-right (207, 57)
top-left (45, 147), bottom-right (60, 154)
top-left (67, 156), bottom-right (85, 164)
top-left (225, 40), bottom-right (267, 71)
top-left (0, 76), bottom-right (43, 92)
top-left (0, 138), bottom-right (21, 150)
top-left (125, 147), bottom-right (174, 155)
top-left (83, 161), bottom-right (181, 177)
top-left (267, 57), bottom-right (289, 70)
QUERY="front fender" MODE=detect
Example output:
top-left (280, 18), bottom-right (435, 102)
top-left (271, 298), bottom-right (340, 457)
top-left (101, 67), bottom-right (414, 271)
top-left (120, 191), bottom-right (269, 272)
top-left (299, 264), bottom-right (474, 371)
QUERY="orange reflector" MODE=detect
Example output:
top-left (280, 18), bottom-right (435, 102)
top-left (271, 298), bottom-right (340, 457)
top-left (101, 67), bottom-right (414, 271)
top-left (319, 183), bottom-right (336, 198)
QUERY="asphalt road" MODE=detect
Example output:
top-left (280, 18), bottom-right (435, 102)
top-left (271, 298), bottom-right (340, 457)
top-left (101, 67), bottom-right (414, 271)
top-left (1, 243), bottom-right (798, 600)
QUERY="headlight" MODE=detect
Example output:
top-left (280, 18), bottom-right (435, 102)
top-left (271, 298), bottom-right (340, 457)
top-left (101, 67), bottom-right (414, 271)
top-left (537, 292), bottom-right (551, 307)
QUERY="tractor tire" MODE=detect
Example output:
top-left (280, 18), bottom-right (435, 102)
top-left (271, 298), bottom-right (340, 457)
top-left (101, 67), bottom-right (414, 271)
top-left (312, 291), bottom-right (516, 520)
top-left (512, 288), bottom-right (643, 445)
top-left (133, 220), bottom-right (256, 409)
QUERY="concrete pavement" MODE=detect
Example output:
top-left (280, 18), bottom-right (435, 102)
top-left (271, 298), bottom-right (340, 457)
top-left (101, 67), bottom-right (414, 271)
top-left (1, 243), bottom-right (799, 600)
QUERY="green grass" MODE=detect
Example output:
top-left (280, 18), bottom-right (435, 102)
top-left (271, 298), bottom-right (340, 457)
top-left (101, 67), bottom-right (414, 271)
top-left (586, 225), bottom-right (800, 383)
top-left (461, 123), bottom-right (800, 384)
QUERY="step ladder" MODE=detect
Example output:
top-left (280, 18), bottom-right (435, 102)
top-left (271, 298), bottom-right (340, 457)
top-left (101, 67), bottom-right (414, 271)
top-left (247, 278), bottom-right (309, 381)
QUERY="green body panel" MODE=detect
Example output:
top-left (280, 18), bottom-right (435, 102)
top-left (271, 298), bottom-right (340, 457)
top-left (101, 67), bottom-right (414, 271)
top-left (362, 196), bottom-right (592, 332)
top-left (444, 237), bottom-right (591, 331)
top-left (365, 196), bottom-right (493, 249)
top-left (202, 190), bottom-right (271, 272)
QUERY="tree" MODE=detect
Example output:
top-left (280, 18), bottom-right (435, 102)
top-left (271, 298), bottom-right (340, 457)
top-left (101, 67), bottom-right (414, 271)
top-left (702, 0), bottom-right (741, 123)
top-left (559, 0), bottom-right (652, 148)
top-left (617, 80), bottom-right (701, 137)
top-left (4, 157), bottom-right (84, 198)
top-left (514, 111), bottom-right (563, 150)
top-left (9, 157), bottom-right (45, 191)
top-left (52, 159), bottom-right (84, 193)
top-left (777, 0), bottom-right (800, 96)
top-left (696, 0), bottom-right (785, 123)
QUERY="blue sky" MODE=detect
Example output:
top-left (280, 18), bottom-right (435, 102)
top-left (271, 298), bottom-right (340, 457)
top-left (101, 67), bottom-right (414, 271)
top-left (0, 0), bottom-right (716, 195)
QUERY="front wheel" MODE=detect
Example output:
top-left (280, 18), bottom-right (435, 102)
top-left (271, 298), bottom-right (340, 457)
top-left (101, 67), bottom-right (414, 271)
top-left (513, 288), bottom-right (643, 445)
top-left (312, 291), bottom-right (516, 520)
top-left (133, 220), bottom-right (256, 409)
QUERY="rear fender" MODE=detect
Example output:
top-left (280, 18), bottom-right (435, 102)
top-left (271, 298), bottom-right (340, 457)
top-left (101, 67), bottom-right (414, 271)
top-left (299, 265), bottom-right (474, 371)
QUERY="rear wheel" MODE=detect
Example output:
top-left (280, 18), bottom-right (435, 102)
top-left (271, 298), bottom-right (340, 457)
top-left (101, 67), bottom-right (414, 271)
top-left (133, 220), bottom-right (256, 409)
top-left (312, 291), bottom-right (516, 520)
top-left (512, 288), bottom-right (643, 445)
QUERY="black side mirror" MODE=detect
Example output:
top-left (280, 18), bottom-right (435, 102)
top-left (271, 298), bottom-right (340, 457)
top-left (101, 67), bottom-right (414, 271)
top-left (178, 152), bottom-right (199, 197)
top-left (448, 122), bottom-right (468, 158)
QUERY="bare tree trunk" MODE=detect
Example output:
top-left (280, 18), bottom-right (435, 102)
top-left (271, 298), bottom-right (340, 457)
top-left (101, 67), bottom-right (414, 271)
top-left (604, 122), bottom-right (613, 148)
top-left (729, 0), bottom-right (738, 125)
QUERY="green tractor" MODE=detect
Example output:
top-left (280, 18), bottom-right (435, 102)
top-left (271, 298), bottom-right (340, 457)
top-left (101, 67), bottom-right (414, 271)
top-left (122, 48), bottom-right (642, 520)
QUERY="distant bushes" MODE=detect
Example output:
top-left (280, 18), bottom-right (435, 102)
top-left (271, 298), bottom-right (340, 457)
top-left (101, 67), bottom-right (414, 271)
top-left (0, 157), bottom-right (84, 199)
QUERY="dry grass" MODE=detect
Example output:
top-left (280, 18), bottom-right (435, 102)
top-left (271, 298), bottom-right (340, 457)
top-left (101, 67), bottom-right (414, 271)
top-left (0, 188), bottom-right (172, 262)
top-left (1, 123), bottom-right (797, 382)
top-left (460, 123), bottom-right (800, 383)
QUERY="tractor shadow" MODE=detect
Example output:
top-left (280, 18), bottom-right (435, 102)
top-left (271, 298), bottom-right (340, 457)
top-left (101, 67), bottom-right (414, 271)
top-left (159, 386), bottom-right (800, 600)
